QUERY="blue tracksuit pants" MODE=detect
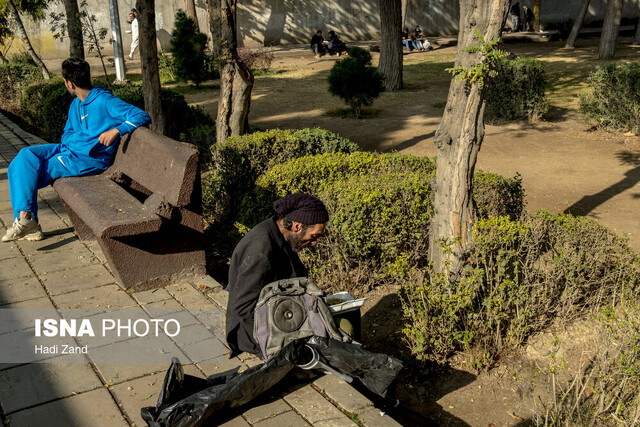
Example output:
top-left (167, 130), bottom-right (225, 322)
top-left (8, 144), bottom-right (109, 223)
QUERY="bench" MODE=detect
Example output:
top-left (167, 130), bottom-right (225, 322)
top-left (53, 127), bottom-right (206, 290)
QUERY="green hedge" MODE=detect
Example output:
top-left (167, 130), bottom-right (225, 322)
top-left (402, 211), bottom-right (640, 366)
top-left (231, 151), bottom-right (524, 294)
top-left (580, 64), bottom-right (640, 133)
top-left (203, 128), bottom-right (360, 223)
top-left (19, 80), bottom-right (213, 144)
top-left (486, 57), bottom-right (548, 121)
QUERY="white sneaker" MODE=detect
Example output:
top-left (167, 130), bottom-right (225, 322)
top-left (2, 218), bottom-right (43, 242)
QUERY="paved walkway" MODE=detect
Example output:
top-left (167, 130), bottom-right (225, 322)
top-left (0, 113), bottom-right (400, 427)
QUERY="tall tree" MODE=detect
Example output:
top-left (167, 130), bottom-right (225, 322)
top-left (533, 0), bottom-right (541, 31)
top-left (208, 0), bottom-right (254, 143)
top-left (598, 0), bottom-right (623, 59)
top-left (136, 0), bottom-right (165, 134)
top-left (5, 0), bottom-right (50, 79)
top-left (185, 0), bottom-right (199, 31)
top-left (63, 0), bottom-right (84, 58)
top-left (634, 17), bottom-right (640, 44)
top-left (378, 0), bottom-right (403, 90)
top-left (565, 0), bottom-right (591, 48)
top-left (428, 0), bottom-right (510, 274)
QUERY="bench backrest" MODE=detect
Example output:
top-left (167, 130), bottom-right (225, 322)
top-left (111, 127), bottom-right (199, 207)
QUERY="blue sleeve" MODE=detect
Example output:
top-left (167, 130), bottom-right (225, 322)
top-left (104, 96), bottom-right (152, 136)
top-left (61, 115), bottom-right (75, 144)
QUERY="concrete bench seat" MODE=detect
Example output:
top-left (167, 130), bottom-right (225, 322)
top-left (53, 127), bottom-right (206, 290)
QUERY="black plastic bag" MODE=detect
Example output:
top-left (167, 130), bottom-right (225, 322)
top-left (141, 337), bottom-right (402, 426)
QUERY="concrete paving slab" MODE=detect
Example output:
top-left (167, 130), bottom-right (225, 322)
top-left (219, 416), bottom-right (251, 426)
top-left (0, 356), bottom-right (102, 414)
top-left (73, 308), bottom-right (151, 348)
top-left (110, 364), bottom-right (201, 427)
top-left (197, 357), bottom-right (246, 378)
top-left (189, 306), bottom-right (226, 335)
top-left (17, 232), bottom-right (79, 256)
top-left (283, 384), bottom-right (349, 425)
top-left (313, 375), bottom-right (373, 414)
top-left (166, 282), bottom-right (213, 307)
top-left (170, 323), bottom-right (217, 346)
top-left (6, 387), bottom-right (129, 427)
top-left (131, 288), bottom-right (173, 305)
top-left (28, 244), bottom-right (100, 274)
top-left (244, 398), bottom-right (292, 424)
top-left (42, 264), bottom-right (115, 296)
top-left (358, 407), bottom-right (402, 427)
top-left (153, 309), bottom-right (200, 329)
top-left (178, 336), bottom-right (228, 363)
top-left (51, 284), bottom-right (136, 311)
top-left (207, 286), bottom-right (229, 309)
top-left (0, 276), bottom-right (48, 305)
top-left (0, 256), bottom-right (34, 281)
top-left (4, 296), bottom-right (56, 310)
top-left (253, 410), bottom-right (311, 427)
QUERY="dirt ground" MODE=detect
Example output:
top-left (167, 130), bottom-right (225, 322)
top-left (183, 39), bottom-right (640, 426)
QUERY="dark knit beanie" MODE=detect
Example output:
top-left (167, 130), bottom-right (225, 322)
top-left (273, 192), bottom-right (329, 225)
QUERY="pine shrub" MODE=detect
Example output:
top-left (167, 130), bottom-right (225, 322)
top-left (170, 10), bottom-right (210, 87)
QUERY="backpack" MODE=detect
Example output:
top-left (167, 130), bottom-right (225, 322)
top-left (253, 277), bottom-right (351, 361)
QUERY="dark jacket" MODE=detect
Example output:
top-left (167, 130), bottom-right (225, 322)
top-left (310, 34), bottom-right (324, 47)
top-left (225, 217), bottom-right (308, 357)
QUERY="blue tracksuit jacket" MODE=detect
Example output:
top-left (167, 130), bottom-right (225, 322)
top-left (8, 86), bottom-right (151, 222)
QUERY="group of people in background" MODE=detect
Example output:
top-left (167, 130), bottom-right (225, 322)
top-left (509, 2), bottom-right (535, 33)
top-left (402, 26), bottom-right (431, 52)
top-left (310, 30), bottom-right (348, 58)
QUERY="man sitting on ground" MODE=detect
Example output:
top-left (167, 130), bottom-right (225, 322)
top-left (310, 30), bottom-right (326, 58)
top-left (3, 57), bottom-right (151, 242)
top-left (225, 192), bottom-right (329, 357)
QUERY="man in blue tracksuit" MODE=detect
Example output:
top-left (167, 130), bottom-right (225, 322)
top-left (3, 57), bottom-right (151, 242)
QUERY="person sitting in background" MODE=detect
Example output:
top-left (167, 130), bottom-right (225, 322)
top-left (412, 26), bottom-right (431, 51)
top-left (523, 5), bottom-right (534, 32)
top-left (402, 28), bottom-right (414, 51)
top-left (310, 30), bottom-right (326, 58)
top-left (327, 30), bottom-right (348, 55)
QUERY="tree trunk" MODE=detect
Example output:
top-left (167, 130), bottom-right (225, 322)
top-left (63, 0), bottom-right (84, 59)
top-left (6, 0), bottom-right (50, 79)
top-left (634, 18), bottom-right (640, 45)
top-left (185, 0), bottom-right (199, 31)
top-left (533, 0), bottom-right (541, 31)
top-left (565, 0), bottom-right (591, 48)
top-left (378, 0), bottom-right (403, 90)
top-left (428, 0), bottom-right (510, 275)
top-left (400, 0), bottom-right (407, 28)
top-left (136, 0), bottom-right (166, 134)
top-left (598, 0), bottom-right (623, 59)
top-left (208, 0), bottom-right (254, 143)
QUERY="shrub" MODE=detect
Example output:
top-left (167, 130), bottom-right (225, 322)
top-left (401, 211), bottom-right (640, 366)
top-left (170, 10), bottom-right (210, 87)
top-left (182, 124), bottom-right (216, 165)
top-left (486, 56), bottom-right (548, 121)
top-left (328, 47), bottom-right (383, 118)
top-left (236, 152), bottom-right (524, 294)
top-left (0, 62), bottom-right (44, 113)
top-left (580, 64), bottom-right (640, 133)
top-left (158, 51), bottom-right (177, 84)
top-left (203, 128), bottom-right (360, 223)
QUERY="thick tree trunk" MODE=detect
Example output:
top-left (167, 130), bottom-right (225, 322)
top-left (185, 0), bottom-right (199, 31)
top-left (634, 19), bottom-right (640, 45)
top-left (565, 0), bottom-right (591, 48)
top-left (63, 0), bottom-right (84, 59)
top-left (400, 0), bottom-right (407, 28)
top-left (428, 0), bottom-right (510, 275)
top-left (533, 0), bottom-right (541, 31)
top-left (136, 0), bottom-right (166, 134)
top-left (598, 0), bottom-right (623, 59)
top-left (6, 0), bottom-right (50, 79)
top-left (208, 0), bottom-right (254, 143)
top-left (378, 0), bottom-right (403, 90)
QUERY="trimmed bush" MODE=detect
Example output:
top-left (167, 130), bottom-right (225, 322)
top-left (402, 211), bottom-right (640, 366)
top-left (328, 47), bottom-right (383, 118)
top-left (580, 64), bottom-right (640, 133)
top-left (486, 57), bottom-right (548, 121)
top-left (20, 80), bottom-right (213, 143)
top-left (235, 151), bottom-right (524, 294)
top-left (203, 128), bottom-right (360, 223)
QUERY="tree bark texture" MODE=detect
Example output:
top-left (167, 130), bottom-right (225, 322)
top-left (208, 0), bottom-right (254, 143)
top-left (533, 0), bottom-right (541, 31)
top-left (136, 0), bottom-right (166, 134)
top-left (634, 18), bottom-right (640, 45)
top-left (185, 0), bottom-right (199, 31)
top-left (565, 0), bottom-right (591, 48)
top-left (378, 0), bottom-right (403, 90)
top-left (598, 0), bottom-right (623, 59)
top-left (428, 0), bottom-right (510, 274)
top-left (6, 0), bottom-right (50, 79)
top-left (63, 0), bottom-right (84, 59)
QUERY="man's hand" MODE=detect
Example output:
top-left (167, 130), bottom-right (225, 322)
top-left (98, 128), bottom-right (121, 146)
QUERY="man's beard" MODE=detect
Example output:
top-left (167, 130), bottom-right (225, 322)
top-left (287, 233), bottom-right (308, 253)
